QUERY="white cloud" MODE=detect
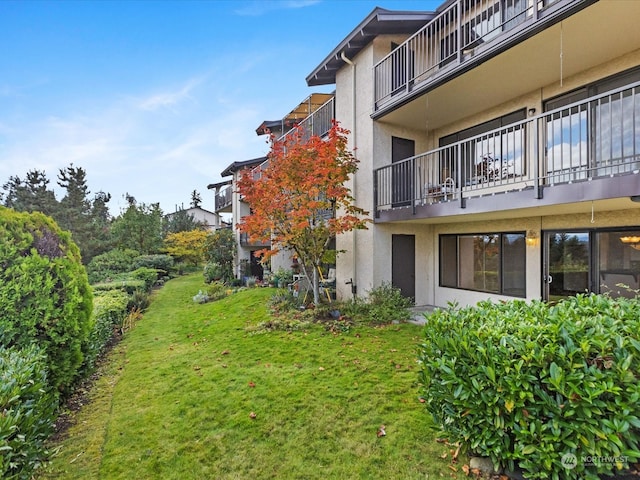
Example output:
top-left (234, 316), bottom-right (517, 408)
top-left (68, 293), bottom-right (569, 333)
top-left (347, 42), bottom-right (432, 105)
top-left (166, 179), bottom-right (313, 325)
top-left (233, 0), bottom-right (320, 16)
top-left (0, 73), bottom-right (271, 216)
top-left (136, 77), bottom-right (204, 112)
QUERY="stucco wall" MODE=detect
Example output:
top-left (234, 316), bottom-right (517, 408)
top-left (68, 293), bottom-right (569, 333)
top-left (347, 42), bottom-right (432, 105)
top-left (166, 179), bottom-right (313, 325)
top-left (330, 25), bottom-right (640, 307)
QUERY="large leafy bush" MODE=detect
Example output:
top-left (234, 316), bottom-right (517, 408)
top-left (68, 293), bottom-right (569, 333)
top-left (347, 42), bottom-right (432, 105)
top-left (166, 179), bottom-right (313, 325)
top-left (85, 248), bottom-right (140, 284)
top-left (0, 206), bottom-right (93, 394)
top-left (133, 254), bottom-right (174, 276)
top-left (418, 295), bottom-right (640, 479)
top-left (0, 345), bottom-right (57, 480)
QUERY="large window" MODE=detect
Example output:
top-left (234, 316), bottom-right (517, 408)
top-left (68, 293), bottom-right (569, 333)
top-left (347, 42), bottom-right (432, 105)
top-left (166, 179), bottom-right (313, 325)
top-left (543, 228), bottom-right (640, 302)
top-left (440, 232), bottom-right (526, 297)
top-left (440, 109), bottom-right (527, 187)
top-left (598, 230), bottom-right (640, 298)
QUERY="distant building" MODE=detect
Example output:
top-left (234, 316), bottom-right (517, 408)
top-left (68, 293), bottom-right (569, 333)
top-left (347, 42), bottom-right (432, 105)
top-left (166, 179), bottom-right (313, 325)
top-left (165, 206), bottom-right (228, 231)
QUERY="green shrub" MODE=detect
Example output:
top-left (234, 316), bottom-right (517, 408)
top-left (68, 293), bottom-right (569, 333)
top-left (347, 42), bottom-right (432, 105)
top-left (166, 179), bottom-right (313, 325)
top-left (133, 254), bottom-right (174, 274)
top-left (0, 206), bottom-right (93, 395)
top-left (366, 282), bottom-right (413, 324)
top-left (418, 294), bottom-right (640, 479)
top-left (206, 281), bottom-right (229, 302)
top-left (86, 248), bottom-right (139, 284)
top-left (268, 291), bottom-right (301, 314)
top-left (272, 267), bottom-right (293, 288)
top-left (0, 345), bottom-right (58, 480)
top-left (129, 267), bottom-right (159, 292)
top-left (203, 262), bottom-right (224, 284)
top-left (83, 290), bottom-right (130, 373)
top-left (128, 289), bottom-right (151, 312)
top-left (92, 279), bottom-right (146, 295)
top-left (336, 283), bottom-right (412, 325)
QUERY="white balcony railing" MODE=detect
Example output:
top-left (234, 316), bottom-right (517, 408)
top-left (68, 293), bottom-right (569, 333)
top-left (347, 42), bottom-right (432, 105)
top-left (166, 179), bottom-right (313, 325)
top-left (374, 0), bottom-right (568, 110)
top-left (374, 81), bottom-right (640, 214)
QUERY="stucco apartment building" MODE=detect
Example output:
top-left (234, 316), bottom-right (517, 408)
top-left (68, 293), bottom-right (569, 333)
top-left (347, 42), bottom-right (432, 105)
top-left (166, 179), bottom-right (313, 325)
top-left (218, 0), bottom-right (640, 307)
top-left (310, 0), bottom-right (640, 307)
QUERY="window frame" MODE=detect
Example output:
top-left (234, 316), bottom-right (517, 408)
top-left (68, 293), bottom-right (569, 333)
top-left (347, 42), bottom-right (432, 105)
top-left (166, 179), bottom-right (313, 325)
top-left (439, 231), bottom-right (526, 297)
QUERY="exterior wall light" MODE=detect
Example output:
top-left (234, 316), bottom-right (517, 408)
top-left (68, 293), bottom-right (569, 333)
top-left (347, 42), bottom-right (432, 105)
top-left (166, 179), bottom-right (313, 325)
top-left (526, 230), bottom-right (539, 246)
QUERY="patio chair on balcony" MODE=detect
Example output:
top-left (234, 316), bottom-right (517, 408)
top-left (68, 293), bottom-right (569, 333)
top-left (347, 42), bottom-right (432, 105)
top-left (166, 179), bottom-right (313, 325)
top-left (423, 177), bottom-right (455, 204)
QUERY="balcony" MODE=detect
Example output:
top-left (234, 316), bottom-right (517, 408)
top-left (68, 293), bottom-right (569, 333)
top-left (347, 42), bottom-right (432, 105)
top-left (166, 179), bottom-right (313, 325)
top-left (215, 186), bottom-right (233, 212)
top-left (239, 233), bottom-right (270, 248)
top-left (251, 95), bottom-right (335, 179)
top-left (374, 81), bottom-right (640, 220)
top-left (373, 0), bottom-right (591, 115)
top-left (279, 96), bottom-right (335, 144)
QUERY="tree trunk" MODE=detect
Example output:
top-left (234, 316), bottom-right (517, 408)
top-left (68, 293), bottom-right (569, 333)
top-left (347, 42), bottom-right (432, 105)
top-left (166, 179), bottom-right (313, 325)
top-left (312, 265), bottom-right (320, 305)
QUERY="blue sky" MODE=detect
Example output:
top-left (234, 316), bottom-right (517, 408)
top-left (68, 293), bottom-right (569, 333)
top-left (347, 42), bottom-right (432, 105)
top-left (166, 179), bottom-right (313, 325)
top-left (0, 0), bottom-right (441, 216)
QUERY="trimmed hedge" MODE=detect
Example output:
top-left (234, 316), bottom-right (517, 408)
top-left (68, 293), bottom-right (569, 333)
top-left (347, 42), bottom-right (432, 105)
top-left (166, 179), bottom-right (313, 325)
top-left (92, 279), bottom-right (146, 295)
top-left (0, 345), bottom-right (57, 480)
top-left (86, 248), bottom-right (140, 284)
top-left (133, 254), bottom-right (174, 274)
top-left (418, 294), bottom-right (640, 479)
top-left (0, 206), bottom-right (93, 394)
top-left (83, 290), bottom-right (130, 372)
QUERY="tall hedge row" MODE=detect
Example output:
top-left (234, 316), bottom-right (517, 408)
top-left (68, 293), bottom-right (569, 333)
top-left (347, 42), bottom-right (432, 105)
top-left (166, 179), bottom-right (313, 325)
top-left (0, 345), bottom-right (57, 480)
top-left (418, 294), bottom-right (640, 480)
top-left (0, 206), bottom-right (93, 394)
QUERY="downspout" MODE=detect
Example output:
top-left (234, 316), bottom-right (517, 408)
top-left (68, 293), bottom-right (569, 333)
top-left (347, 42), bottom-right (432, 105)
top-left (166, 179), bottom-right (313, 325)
top-left (340, 50), bottom-right (358, 299)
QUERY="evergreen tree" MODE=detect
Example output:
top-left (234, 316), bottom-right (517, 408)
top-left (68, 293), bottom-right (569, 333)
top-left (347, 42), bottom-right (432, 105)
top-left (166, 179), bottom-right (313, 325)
top-left (163, 209), bottom-right (205, 236)
top-left (112, 195), bottom-right (164, 254)
top-left (56, 164), bottom-right (95, 262)
top-left (190, 190), bottom-right (202, 208)
top-left (2, 170), bottom-right (59, 216)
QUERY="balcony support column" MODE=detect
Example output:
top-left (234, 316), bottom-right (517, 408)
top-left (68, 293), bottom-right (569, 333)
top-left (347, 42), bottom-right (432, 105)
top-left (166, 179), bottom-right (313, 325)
top-left (532, 116), bottom-right (543, 200)
top-left (457, 143), bottom-right (466, 209)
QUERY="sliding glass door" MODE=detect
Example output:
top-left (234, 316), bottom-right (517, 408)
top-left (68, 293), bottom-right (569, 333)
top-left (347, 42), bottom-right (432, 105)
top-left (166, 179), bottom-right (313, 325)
top-left (543, 229), bottom-right (640, 302)
top-left (543, 231), bottom-right (590, 303)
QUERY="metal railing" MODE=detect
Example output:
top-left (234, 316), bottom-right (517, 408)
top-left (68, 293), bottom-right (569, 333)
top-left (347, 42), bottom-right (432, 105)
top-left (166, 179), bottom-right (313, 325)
top-left (374, 0), bottom-right (565, 110)
top-left (278, 96), bottom-right (335, 144)
top-left (239, 232), bottom-right (270, 247)
top-left (374, 81), bottom-right (640, 213)
top-left (251, 96), bottom-right (335, 179)
top-left (215, 186), bottom-right (233, 211)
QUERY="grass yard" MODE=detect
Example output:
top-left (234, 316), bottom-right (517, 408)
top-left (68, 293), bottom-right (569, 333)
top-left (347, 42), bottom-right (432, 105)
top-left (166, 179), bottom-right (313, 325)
top-left (41, 273), bottom-right (464, 480)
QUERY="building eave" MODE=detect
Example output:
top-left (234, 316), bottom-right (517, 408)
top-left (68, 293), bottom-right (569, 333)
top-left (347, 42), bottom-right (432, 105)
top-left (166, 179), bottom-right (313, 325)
top-left (218, 156), bottom-right (267, 178)
top-left (306, 7), bottom-right (435, 87)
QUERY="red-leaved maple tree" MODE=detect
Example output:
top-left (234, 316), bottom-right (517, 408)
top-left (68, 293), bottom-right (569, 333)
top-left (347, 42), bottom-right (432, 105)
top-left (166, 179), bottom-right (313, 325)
top-left (236, 121), bottom-right (369, 304)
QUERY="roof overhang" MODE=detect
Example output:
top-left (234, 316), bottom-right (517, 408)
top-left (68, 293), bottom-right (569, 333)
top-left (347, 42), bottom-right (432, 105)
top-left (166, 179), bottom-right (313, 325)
top-left (283, 92), bottom-right (334, 121)
top-left (206, 179), bottom-right (232, 190)
top-left (255, 119), bottom-right (297, 136)
top-left (218, 156), bottom-right (267, 178)
top-left (306, 7), bottom-right (435, 86)
top-left (255, 92), bottom-right (335, 136)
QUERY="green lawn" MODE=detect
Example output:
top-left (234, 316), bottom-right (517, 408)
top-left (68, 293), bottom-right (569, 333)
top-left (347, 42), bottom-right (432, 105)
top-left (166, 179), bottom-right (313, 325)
top-left (41, 273), bottom-right (464, 479)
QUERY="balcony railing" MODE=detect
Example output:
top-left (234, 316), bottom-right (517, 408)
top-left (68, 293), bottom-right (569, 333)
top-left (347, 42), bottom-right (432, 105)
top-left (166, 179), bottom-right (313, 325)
top-left (374, 81), bottom-right (640, 215)
top-left (278, 96), bottom-right (335, 145)
top-left (251, 97), bottom-right (336, 180)
top-left (374, 0), bottom-right (568, 111)
top-left (215, 186), bottom-right (233, 211)
top-left (239, 232), bottom-right (270, 248)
